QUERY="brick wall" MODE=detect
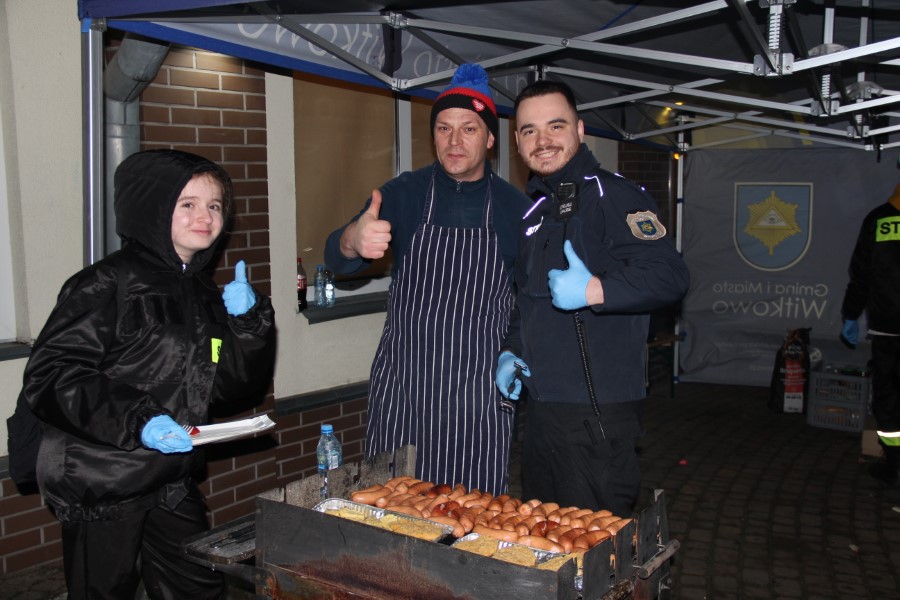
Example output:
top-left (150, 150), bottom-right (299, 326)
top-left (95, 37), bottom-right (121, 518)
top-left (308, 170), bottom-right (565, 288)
top-left (618, 142), bottom-right (675, 231)
top-left (139, 46), bottom-right (273, 296)
top-left (0, 481), bottom-right (62, 572)
top-left (0, 45), bottom-right (369, 576)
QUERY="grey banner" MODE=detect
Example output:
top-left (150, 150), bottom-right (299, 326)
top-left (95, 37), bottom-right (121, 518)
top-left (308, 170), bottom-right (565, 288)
top-left (680, 148), bottom-right (899, 386)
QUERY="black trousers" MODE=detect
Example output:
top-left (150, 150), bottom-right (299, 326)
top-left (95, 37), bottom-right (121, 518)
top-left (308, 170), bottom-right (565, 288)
top-left (871, 335), bottom-right (900, 463)
top-left (522, 399), bottom-right (643, 517)
top-left (60, 487), bottom-right (224, 600)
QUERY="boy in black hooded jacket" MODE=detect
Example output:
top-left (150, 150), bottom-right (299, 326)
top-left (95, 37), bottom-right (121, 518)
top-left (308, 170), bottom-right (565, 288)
top-left (21, 149), bottom-right (275, 599)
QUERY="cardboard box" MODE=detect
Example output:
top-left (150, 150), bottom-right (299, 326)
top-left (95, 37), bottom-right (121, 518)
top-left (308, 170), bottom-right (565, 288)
top-left (862, 416), bottom-right (882, 457)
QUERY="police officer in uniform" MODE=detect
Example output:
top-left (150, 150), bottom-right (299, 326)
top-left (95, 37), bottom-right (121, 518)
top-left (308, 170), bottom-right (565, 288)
top-left (496, 80), bottom-right (690, 515)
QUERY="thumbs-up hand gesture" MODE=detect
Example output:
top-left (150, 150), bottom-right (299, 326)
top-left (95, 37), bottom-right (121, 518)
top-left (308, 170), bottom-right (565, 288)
top-left (222, 260), bottom-right (256, 316)
top-left (548, 241), bottom-right (594, 311)
top-left (340, 189), bottom-right (392, 260)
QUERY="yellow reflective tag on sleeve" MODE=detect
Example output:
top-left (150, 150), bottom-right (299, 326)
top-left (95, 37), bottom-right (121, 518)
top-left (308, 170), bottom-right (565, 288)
top-left (875, 216), bottom-right (900, 241)
top-left (211, 338), bottom-right (222, 363)
top-left (878, 430), bottom-right (900, 446)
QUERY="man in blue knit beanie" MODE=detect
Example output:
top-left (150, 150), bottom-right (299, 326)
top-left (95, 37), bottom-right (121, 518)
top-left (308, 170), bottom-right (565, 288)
top-left (325, 63), bottom-right (531, 496)
top-left (430, 63), bottom-right (499, 138)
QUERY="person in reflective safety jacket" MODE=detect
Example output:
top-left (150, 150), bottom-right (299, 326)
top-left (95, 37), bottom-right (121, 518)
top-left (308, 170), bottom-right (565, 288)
top-left (840, 183), bottom-right (900, 487)
top-left (21, 149), bottom-right (275, 600)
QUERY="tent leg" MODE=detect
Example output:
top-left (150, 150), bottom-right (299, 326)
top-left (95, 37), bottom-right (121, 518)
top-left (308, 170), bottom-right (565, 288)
top-left (81, 19), bottom-right (105, 267)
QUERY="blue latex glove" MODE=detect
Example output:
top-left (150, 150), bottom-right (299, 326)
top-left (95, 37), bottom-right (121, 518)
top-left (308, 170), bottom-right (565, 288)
top-left (841, 319), bottom-right (859, 348)
top-left (222, 260), bottom-right (256, 316)
top-left (548, 240), bottom-right (593, 310)
top-left (141, 415), bottom-right (192, 453)
top-left (496, 351), bottom-right (531, 401)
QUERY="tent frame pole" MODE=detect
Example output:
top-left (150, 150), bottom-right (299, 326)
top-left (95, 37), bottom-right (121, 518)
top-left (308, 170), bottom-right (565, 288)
top-left (81, 18), bottom-right (105, 267)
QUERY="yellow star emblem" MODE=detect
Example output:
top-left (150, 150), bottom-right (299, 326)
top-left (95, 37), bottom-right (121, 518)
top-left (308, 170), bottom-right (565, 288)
top-left (744, 191), bottom-right (801, 255)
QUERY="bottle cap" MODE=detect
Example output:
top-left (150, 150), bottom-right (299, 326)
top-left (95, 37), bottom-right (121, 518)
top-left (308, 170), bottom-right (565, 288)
top-left (321, 423), bottom-right (333, 434)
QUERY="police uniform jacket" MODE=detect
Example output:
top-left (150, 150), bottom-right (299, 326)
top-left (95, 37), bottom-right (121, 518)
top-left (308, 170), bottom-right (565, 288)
top-left (842, 200), bottom-right (900, 334)
top-left (504, 145), bottom-right (690, 407)
top-left (23, 150), bottom-right (276, 520)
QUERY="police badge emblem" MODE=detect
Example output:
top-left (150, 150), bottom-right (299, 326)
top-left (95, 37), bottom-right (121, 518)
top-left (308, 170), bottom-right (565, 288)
top-left (626, 211), bottom-right (667, 240)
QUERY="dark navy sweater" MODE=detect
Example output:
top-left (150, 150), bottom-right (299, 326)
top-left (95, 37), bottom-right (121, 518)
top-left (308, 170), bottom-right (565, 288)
top-left (325, 162), bottom-right (533, 281)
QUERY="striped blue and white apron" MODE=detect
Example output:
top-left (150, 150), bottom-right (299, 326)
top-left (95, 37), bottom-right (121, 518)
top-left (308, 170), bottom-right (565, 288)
top-left (366, 167), bottom-right (514, 496)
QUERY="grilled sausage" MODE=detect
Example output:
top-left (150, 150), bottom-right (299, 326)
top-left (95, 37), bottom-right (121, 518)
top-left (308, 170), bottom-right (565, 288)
top-left (455, 491), bottom-right (482, 506)
top-left (558, 527), bottom-right (587, 552)
top-left (424, 494), bottom-right (451, 515)
top-left (604, 518), bottom-right (632, 536)
top-left (464, 492), bottom-right (494, 509)
top-left (487, 496), bottom-right (506, 512)
top-left (530, 520), bottom-right (559, 537)
top-left (386, 505), bottom-right (424, 518)
top-left (384, 476), bottom-right (417, 490)
top-left (560, 508), bottom-right (594, 526)
top-left (429, 501), bottom-right (461, 517)
top-left (474, 510), bottom-right (498, 528)
top-left (567, 517), bottom-right (590, 530)
top-left (427, 484), bottom-right (454, 498)
top-left (457, 510), bottom-right (477, 534)
top-left (406, 481), bottom-right (435, 496)
top-left (546, 506), bottom-right (580, 523)
top-left (413, 496), bottom-right (433, 511)
top-left (448, 484), bottom-right (468, 500)
top-left (517, 498), bottom-right (543, 516)
top-left (350, 485), bottom-right (390, 505)
top-left (427, 515), bottom-right (465, 538)
top-left (376, 489), bottom-right (413, 508)
top-left (532, 502), bottom-right (560, 517)
top-left (573, 530), bottom-right (612, 551)
top-left (473, 524), bottom-right (519, 543)
top-left (587, 515), bottom-right (622, 531)
top-left (517, 535), bottom-right (566, 554)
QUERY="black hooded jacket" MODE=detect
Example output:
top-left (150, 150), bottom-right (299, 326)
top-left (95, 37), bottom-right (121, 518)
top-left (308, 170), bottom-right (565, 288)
top-left (22, 150), bottom-right (275, 519)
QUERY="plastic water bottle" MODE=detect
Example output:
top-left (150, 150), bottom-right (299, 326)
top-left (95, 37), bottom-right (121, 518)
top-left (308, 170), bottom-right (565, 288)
top-left (316, 423), bottom-right (342, 498)
top-left (314, 265), bottom-right (326, 308)
top-left (324, 268), bottom-right (335, 307)
top-left (296, 258), bottom-right (308, 312)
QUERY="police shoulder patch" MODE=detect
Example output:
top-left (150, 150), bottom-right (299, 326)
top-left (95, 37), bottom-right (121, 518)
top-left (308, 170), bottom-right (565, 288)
top-left (626, 211), bottom-right (667, 240)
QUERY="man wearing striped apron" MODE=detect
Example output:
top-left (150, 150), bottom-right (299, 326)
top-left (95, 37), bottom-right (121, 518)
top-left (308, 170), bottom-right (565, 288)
top-left (841, 184), bottom-right (900, 487)
top-left (325, 64), bottom-right (532, 495)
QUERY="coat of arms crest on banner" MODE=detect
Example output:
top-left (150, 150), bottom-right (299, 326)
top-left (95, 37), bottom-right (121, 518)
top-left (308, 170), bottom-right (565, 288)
top-left (734, 183), bottom-right (813, 271)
